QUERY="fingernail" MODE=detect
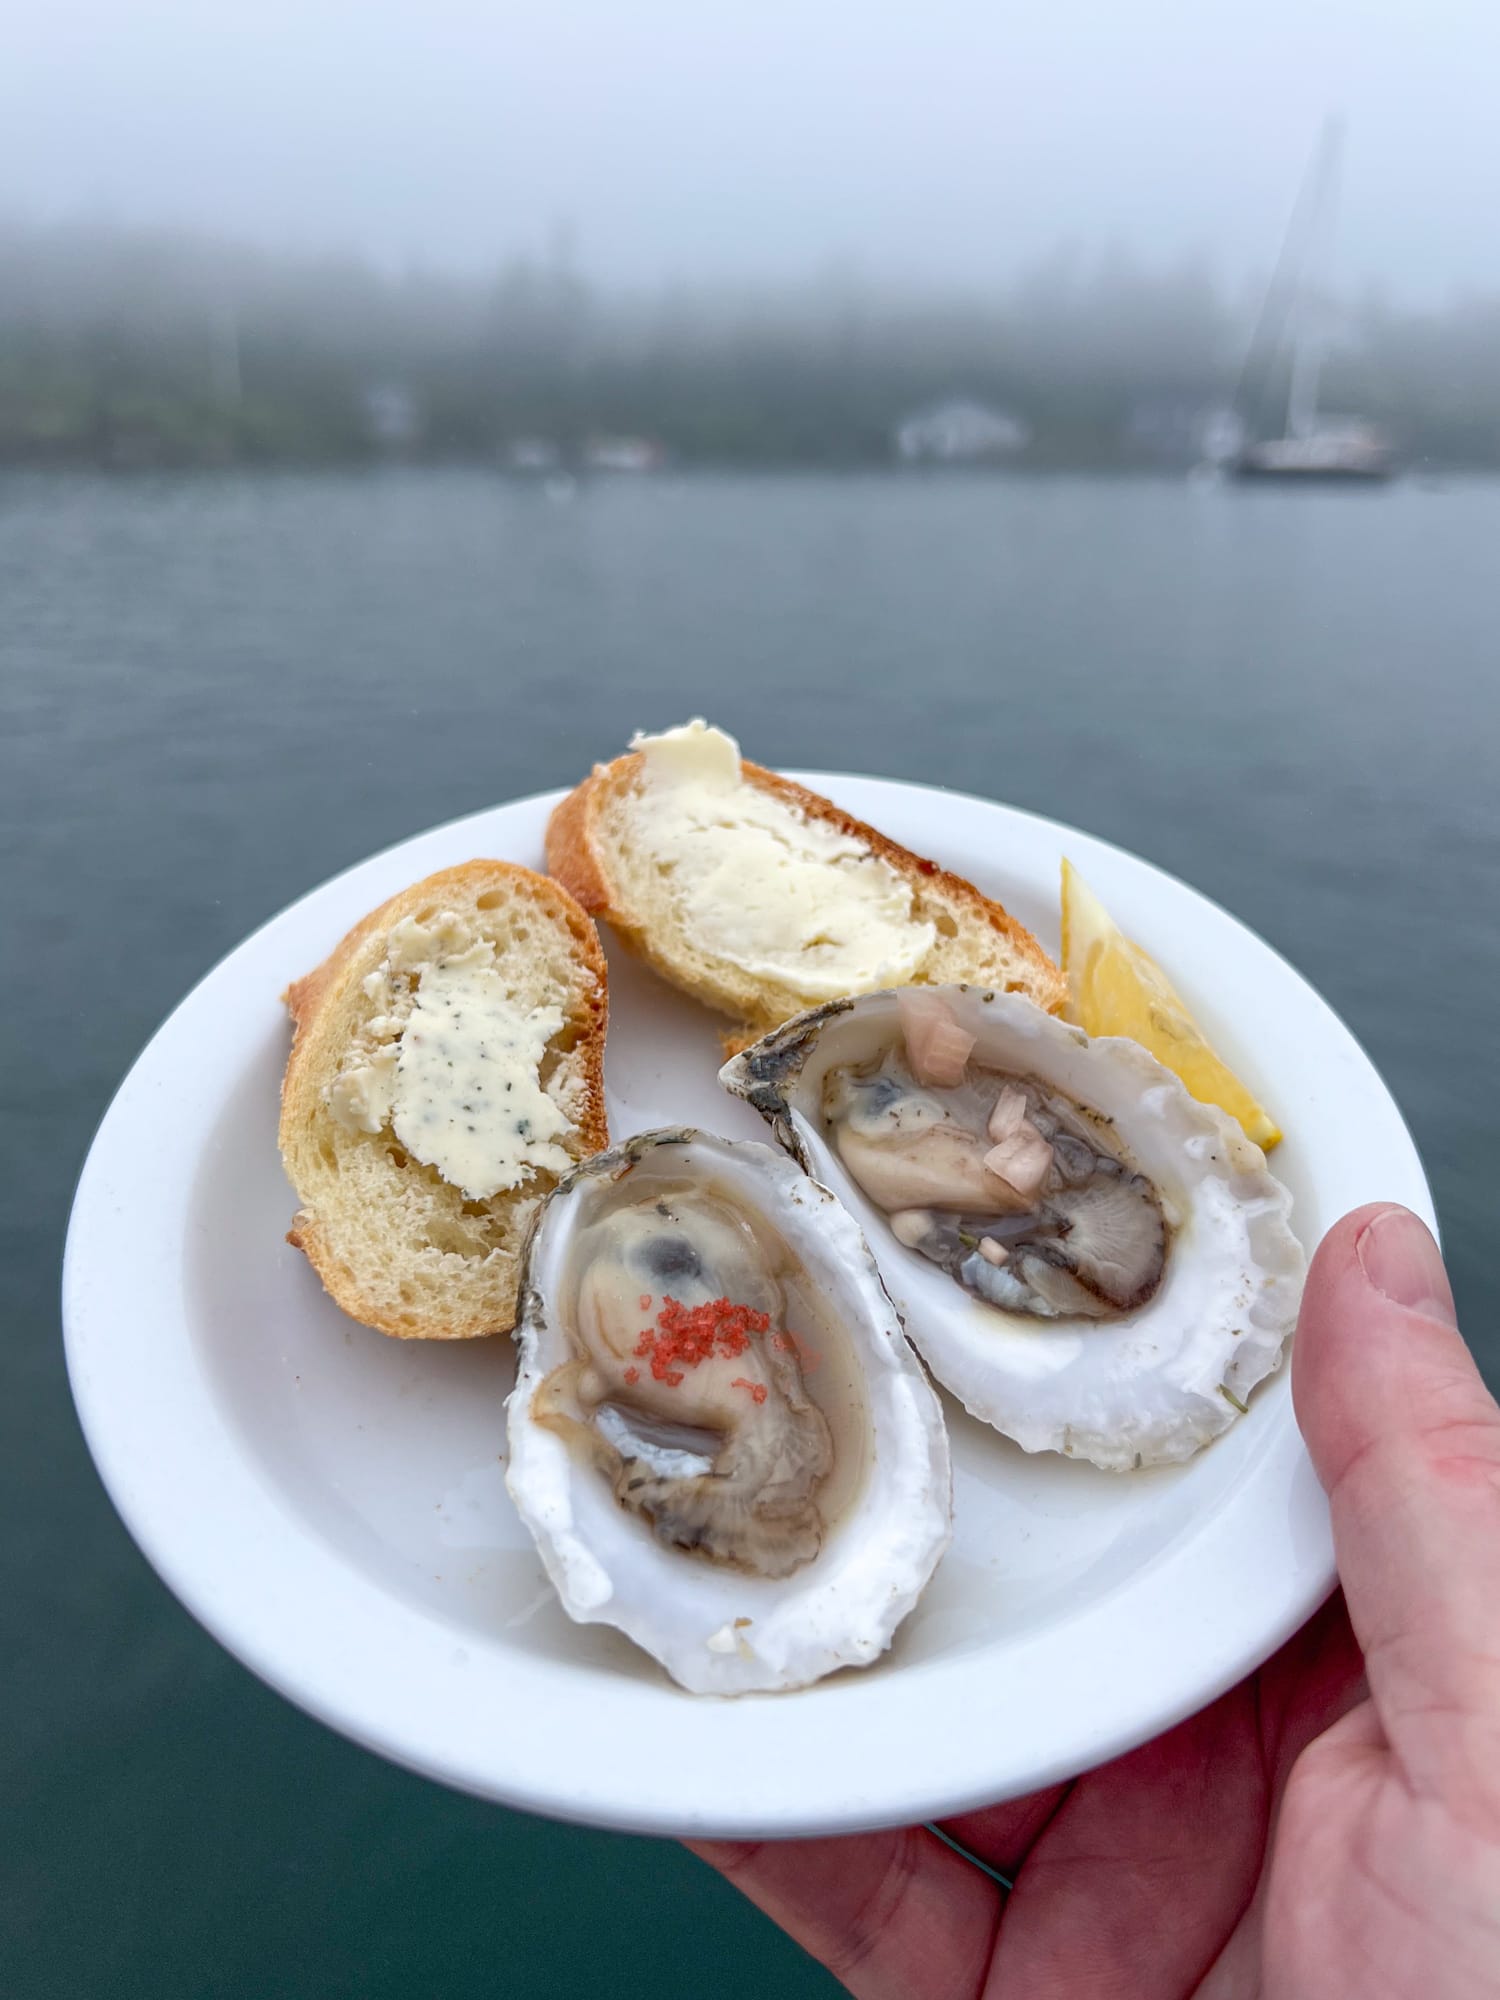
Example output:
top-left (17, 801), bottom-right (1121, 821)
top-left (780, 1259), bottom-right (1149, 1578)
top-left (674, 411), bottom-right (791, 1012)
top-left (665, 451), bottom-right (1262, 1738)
top-left (1356, 1207), bottom-right (1456, 1326)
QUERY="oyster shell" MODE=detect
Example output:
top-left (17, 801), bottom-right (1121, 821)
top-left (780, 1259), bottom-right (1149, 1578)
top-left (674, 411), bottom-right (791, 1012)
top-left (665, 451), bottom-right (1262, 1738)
top-left (722, 988), bottom-right (1305, 1471)
top-left (505, 1128), bottom-right (951, 1693)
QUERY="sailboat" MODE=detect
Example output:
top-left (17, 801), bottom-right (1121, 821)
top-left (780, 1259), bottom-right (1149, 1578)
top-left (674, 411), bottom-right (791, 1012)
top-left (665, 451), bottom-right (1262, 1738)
top-left (1234, 120), bottom-right (1393, 481)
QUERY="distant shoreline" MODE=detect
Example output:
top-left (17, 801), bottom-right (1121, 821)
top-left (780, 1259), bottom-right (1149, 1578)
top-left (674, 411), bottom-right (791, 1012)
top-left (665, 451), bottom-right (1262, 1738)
top-left (7, 223), bottom-right (1500, 476)
top-left (2, 454), bottom-right (1490, 480)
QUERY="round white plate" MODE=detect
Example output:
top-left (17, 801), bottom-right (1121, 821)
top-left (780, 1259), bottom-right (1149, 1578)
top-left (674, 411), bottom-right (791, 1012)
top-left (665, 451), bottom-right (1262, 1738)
top-left (63, 778), bottom-right (1433, 1838)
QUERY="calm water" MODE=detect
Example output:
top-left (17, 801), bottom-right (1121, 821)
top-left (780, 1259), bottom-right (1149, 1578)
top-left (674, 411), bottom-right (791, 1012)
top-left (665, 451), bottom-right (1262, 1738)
top-left (5, 469), bottom-right (1497, 1999)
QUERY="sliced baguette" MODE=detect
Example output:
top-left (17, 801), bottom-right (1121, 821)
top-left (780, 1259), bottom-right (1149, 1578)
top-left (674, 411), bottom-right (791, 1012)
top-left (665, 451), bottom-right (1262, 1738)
top-left (279, 860), bottom-right (608, 1340)
top-left (547, 751), bottom-right (1065, 1046)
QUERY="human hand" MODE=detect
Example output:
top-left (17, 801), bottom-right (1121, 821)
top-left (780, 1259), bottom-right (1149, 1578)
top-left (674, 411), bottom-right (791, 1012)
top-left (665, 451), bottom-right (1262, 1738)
top-left (690, 1205), bottom-right (1500, 1997)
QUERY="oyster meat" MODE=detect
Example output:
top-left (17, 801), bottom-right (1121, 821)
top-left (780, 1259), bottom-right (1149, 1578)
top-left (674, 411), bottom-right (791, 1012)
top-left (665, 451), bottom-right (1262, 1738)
top-left (723, 987), bottom-right (1305, 1471)
top-left (505, 1128), bottom-right (951, 1693)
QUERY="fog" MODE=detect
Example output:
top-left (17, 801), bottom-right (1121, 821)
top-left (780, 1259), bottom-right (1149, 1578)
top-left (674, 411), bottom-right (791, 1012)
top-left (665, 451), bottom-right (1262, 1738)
top-left (4, 1), bottom-right (1498, 300)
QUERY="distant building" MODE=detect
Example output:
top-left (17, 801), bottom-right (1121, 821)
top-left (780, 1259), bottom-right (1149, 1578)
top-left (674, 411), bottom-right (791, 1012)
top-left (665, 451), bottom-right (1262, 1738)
top-left (503, 435), bottom-right (664, 475)
top-left (503, 437), bottom-right (562, 473)
top-left (363, 383), bottom-right (421, 451)
top-left (894, 399), bottom-right (1031, 464)
top-left (583, 435), bottom-right (665, 473)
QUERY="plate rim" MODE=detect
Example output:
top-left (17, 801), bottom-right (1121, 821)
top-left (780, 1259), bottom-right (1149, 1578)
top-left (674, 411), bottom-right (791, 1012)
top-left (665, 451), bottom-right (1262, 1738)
top-left (61, 774), bottom-right (1432, 1837)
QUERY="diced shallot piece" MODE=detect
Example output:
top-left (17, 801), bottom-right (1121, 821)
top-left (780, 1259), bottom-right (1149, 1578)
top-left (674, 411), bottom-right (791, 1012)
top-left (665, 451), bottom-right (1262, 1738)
top-left (987, 1085), bottom-right (1029, 1144)
top-left (984, 1124), bottom-right (1054, 1203)
top-left (897, 989), bottom-right (975, 1088)
top-left (978, 1236), bottom-right (1010, 1267)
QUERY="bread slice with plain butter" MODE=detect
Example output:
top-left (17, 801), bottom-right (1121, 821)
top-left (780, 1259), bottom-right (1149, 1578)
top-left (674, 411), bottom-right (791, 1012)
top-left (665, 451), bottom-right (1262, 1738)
top-left (547, 721), bottom-right (1065, 1047)
top-left (279, 861), bottom-right (608, 1339)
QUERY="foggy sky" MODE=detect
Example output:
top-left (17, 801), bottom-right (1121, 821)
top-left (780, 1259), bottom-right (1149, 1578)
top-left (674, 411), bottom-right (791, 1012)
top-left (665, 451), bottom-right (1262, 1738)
top-left (4, 1), bottom-right (1497, 301)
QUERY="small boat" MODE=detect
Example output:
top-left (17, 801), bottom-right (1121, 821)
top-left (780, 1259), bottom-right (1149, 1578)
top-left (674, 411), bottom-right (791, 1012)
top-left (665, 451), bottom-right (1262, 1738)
top-left (1233, 120), bottom-right (1393, 484)
top-left (1236, 428), bottom-right (1391, 481)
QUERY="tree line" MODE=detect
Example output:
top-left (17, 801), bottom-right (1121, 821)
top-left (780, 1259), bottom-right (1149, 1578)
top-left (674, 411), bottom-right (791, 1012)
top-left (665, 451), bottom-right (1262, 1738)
top-left (1, 221), bottom-right (1496, 468)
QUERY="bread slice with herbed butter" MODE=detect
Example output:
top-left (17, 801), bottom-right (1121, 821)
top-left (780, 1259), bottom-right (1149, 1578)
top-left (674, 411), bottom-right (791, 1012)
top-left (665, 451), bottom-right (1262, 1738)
top-left (547, 720), bottom-right (1065, 1049)
top-left (279, 861), bottom-right (608, 1339)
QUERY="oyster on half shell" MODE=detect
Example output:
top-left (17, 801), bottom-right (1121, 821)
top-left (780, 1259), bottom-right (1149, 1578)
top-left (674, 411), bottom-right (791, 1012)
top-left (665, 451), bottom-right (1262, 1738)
top-left (505, 1128), bottom-right (951, 1694)
top-left (722, 988), bottom-right (1306, 1471)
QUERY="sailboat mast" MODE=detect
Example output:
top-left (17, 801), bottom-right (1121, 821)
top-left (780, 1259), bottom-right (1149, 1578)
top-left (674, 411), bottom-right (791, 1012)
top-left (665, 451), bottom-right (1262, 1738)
top-left (1285, 308), bottom-right (1322, 442)
top-left (1285, 118), bottom-right (1342, 441)
top-left (1233, 115), bottom-right (1391, 478)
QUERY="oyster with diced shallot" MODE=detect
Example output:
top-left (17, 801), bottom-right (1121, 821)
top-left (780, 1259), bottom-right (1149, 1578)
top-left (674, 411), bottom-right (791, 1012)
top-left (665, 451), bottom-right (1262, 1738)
top-left (505, 1128), bottom-right (951, 1693)
top-left (722, 988), bottom-right (1304, 1471)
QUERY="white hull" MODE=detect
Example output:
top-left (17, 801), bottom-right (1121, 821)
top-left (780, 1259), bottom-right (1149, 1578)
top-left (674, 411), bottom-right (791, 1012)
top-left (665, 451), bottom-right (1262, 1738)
top-left (1236, 435), bottom-right (1392, 481)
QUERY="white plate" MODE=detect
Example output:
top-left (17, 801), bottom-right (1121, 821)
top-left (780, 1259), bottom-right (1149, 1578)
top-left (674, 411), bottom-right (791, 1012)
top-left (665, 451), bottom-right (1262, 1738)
top-left (63, 778), bottom-right (1433, 1838)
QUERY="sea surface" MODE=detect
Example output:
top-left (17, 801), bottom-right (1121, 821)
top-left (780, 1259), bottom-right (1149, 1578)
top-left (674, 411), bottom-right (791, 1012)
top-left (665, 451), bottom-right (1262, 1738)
top-left (4, 468), bottom-right (1497, 1999)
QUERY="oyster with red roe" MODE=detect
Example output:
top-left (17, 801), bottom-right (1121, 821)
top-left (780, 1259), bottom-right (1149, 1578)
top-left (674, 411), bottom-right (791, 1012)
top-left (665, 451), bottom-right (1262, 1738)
top-left (722, 987), bottom-right (1305, 1471)
top-left (504, 1128), bottom-right (951, 1693)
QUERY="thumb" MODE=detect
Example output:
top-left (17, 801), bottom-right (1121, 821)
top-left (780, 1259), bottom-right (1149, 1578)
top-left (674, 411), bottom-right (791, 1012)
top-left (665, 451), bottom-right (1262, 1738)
top-left (1293, 1204), bottom-right (1500, 1809)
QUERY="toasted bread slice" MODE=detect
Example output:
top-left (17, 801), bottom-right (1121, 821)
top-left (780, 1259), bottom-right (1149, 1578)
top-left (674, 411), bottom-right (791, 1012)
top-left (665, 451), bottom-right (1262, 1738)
top-left (279, 861), bottom-right (608, 1340)
top-left (548, 748), bottom-right (1064, 1046)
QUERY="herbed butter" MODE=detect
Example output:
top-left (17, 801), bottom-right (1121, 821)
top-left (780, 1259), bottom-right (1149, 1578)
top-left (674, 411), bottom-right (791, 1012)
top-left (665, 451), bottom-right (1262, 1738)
top-left (630, 719), bottom-right (935, 1001)
top-left (327, 916), bottom-right (575, 1201)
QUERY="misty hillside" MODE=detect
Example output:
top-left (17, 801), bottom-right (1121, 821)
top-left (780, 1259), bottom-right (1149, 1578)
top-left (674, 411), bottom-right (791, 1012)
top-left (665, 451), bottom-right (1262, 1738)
top-left (2, 223), bottom-right (1498, 469)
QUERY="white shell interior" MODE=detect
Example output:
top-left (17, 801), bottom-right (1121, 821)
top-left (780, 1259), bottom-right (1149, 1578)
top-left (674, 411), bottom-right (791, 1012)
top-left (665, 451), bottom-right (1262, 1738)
top-left (723, 988), bottom-right (1306, 1470)
top-left (505, 1129), bottom-right (952, 1694)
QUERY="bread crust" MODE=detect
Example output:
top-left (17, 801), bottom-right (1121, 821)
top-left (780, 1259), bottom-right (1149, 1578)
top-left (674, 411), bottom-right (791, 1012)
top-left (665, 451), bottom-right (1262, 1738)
top-left (279, 860), bottom-right (608, 1339)
top-left (545, 751), bottom-right (1066, 1032)
top-left (543, 758), bottom-right (623, 918)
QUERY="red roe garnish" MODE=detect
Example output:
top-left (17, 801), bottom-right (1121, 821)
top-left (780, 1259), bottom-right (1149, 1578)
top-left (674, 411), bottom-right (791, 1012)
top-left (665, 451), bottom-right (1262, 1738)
top-left (631, 1295), bottom-right (772, 1388)
top-left (623, 1366), bottom-right (640, 1385)
top-left (730, 1377), bottom-right (769, 1405)
top-left (638, 1294), bottom-right (652, 1312)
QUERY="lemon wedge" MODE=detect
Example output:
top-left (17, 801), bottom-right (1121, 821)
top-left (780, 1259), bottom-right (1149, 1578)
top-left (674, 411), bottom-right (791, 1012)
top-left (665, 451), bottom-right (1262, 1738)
top-left (1060, 858), bottom-right (1282, 1151)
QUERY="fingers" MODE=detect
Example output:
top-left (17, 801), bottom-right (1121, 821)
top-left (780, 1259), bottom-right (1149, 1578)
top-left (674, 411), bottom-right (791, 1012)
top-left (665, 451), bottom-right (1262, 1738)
top-left (686, 1828), bottom-right (998, 2000)
top-left (938, 1784), bottom-right (1071, 1882)
top-left (1292, 1203), bottom-right (1500, 1806)
top-left (994, 1686), bottom-right (1269, 1999)
top-left (1253, 1591), bottom-right (1367, 1796)
top-left (697, 1608), bottom-right (1366, 2000)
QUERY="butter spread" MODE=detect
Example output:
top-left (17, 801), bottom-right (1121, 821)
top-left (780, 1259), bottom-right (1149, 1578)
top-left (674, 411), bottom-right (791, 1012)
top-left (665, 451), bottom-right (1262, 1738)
top-left (328, 1045), bottom-right (398, 1134)
top-left (629, 720), bottom-right (935, 1001)
top-left (393, 956), bottom-right (571, 1200)
top-left (326, 913), bottom-right (576, 1200)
